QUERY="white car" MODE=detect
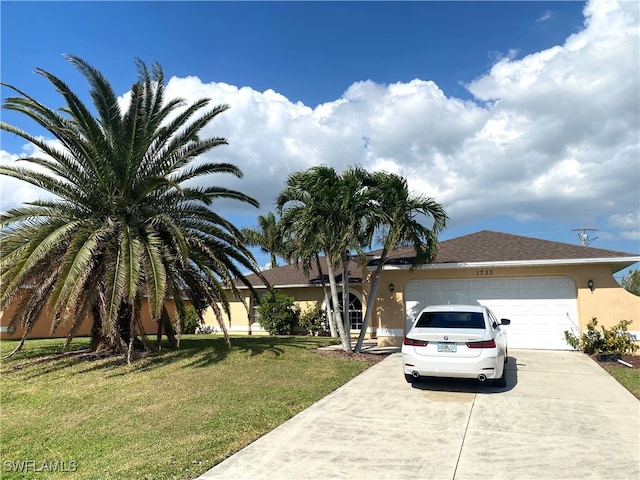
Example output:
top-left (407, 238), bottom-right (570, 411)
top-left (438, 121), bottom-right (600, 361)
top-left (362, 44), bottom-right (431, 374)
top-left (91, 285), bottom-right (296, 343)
top-left (402, 304), bottom-right (511, 387)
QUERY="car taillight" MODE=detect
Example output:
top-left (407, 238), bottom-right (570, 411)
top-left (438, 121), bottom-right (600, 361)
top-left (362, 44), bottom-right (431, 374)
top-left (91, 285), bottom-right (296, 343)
top-left (403, 337), bottom-right (429, 347)
top-left (466, 339), bottom-right (496, 349)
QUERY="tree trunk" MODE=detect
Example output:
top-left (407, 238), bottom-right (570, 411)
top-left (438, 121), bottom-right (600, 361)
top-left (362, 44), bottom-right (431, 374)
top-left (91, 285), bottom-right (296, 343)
top-left (326, 260), bottom-right (351, 351)
top-left (342, 252), bottom-right (350, 338)
top-left (354, 247), bottom-right (388, 352)
top-left (157, 307), bottom-right (178, 349)
top-left (89, 301), bottom-right (158, 355)
top-left (90, 303), bottom-right (127, 354)
top-left (316, 256), bottom-right (337, 337)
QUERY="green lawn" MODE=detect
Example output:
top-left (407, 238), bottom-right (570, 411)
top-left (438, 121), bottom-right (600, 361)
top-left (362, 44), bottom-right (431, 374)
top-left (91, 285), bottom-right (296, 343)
top-left (602, 363), bottom-right (640, 400)
top-left (0, 336), bottom-right (369, 480)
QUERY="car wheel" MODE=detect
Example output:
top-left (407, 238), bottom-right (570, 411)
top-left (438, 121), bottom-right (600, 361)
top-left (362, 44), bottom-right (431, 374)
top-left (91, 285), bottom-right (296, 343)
top-left (405, 373), bottom-right (417, 383)
top-left (504, 349), bottom-right (509, 365)
top-left (493, 366), bottom-right (507, 387)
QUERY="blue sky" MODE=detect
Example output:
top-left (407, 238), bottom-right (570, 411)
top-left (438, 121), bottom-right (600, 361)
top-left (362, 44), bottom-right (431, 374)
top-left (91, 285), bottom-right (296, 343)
top-left (1, 1), bottom-right (639, 276)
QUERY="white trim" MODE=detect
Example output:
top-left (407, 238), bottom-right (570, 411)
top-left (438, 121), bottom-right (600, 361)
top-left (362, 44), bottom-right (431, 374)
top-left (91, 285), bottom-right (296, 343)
top-left (349, 327), bottom-right (376, 334)
top-left (321, 287), bottom-right (364, 311)
top-left (322, 287), bottom-right (364, 330)
top-left (376, 328), bottom-right (404, 337)
top-left (372, 256), bottom-right (640, 271)
top-left (0, 326), bottom-right (15, 333)
top-left (227, 325), bottom-right (267, 333)
top-left (237, 282), bottom-right (363, 290)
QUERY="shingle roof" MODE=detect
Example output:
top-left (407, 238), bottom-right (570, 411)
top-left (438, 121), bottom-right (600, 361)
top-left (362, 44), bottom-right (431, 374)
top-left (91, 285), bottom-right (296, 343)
top-left (378, 230), bottom-right (639, 266)
top-left (241, 230), bottom-right (639, 288)
top-left (242, 257), bottom-right (363, 289)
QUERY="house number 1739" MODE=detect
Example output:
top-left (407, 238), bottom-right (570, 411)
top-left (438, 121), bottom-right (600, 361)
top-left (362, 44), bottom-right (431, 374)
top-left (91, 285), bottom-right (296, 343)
top-left (476, 269), bottom-right (493, 276)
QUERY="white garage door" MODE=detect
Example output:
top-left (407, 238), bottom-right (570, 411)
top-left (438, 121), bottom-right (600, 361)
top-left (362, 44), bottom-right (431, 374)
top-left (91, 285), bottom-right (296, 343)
top-left (405, 276), bottom-right (579, 350)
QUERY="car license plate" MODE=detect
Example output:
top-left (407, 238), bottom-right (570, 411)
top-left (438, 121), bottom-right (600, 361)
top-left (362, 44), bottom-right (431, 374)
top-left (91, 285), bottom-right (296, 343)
top-left (438, 342), bottom-right (457, 353)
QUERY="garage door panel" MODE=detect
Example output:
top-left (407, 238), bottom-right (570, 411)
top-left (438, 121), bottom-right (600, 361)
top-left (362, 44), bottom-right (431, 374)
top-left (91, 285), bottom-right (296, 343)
top-left (405, 276), bottom-right (578, 350)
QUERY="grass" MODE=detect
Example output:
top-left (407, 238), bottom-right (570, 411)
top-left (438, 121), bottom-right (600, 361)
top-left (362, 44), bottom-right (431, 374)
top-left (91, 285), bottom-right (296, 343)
top-left (0, 335), bottom-right (369, 479)
top-left (602, 363), bottom-right (640, 400)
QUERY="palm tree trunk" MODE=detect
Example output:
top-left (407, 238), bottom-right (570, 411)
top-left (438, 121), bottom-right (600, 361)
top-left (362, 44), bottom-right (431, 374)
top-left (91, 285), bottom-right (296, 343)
top-left (316, 256), bottom-right (337, 337)
top-left (341, 253), bottom-right (350, 340)
top-left (158, 307), bottom-right (178, 349)
top-left (90, 303), bottom-right (127, 354)
top-left (354, 247), bottom-right (388, 352)
top-left (325, 260), bottom-right (351, 350)
top-left (90, 305), bottom-right (103, 351)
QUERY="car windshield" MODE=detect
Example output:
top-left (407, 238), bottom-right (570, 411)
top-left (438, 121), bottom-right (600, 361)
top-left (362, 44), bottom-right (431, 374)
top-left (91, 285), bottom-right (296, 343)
top-left (415, 311), bottom-right (486, 329)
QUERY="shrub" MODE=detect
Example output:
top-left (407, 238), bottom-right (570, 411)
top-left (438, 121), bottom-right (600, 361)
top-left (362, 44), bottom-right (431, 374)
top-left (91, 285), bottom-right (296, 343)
top-left (564, 318), bottom-right (639, 355)
top-left (299, 303), bottom-right (329, 336)
top-left (256, 290), bottom-right (300, 335)
top-left (174, 306), bottom-right (200, 334)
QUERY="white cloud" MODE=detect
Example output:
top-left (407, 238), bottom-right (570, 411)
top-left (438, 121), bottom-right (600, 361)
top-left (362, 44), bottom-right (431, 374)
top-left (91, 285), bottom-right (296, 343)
top-left (0, 142), bottom-right (57, 211)
top-left (608, 213), bottom-right (640, 241)
top-left (1, 0), bottom-right (638, 245)
top-left (537, 10), bottom-right (553, 23)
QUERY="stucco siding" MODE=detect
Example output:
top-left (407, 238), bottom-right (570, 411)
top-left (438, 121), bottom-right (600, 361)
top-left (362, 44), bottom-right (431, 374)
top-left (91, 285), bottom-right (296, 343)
top-left (368, 264), bottom-right (639, 348)
top-left (0, 293), bottom-right (177, 340)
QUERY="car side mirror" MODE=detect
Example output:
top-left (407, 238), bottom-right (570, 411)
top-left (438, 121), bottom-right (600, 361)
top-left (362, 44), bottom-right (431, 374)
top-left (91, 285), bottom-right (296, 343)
top-left (500, 319), bottom-right (511, 326)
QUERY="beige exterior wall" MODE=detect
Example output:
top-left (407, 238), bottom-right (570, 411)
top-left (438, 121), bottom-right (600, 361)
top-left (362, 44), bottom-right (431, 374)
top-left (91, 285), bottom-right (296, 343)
top-left (207, 286), bottom-right (367, 336)
top-left (366, 264), bottom-right (640, 348)
top-left (0, 293), bottom-right (178, 340)
top-left (4, 263), bottom-right (637, 348)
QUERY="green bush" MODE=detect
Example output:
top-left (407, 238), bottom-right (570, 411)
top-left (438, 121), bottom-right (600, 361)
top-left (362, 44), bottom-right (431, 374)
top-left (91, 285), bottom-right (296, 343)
top-left (299, 303), bottom-right (329, 336)
top-left (257, 290), bottom-right (300, 335)
top-left (564, 318), bottom-right (639, 355)
top-left (174, 305), bottom-right (200, 334)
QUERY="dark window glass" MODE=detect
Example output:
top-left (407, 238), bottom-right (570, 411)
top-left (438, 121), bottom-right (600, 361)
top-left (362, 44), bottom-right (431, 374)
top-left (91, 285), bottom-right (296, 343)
top-left (415, 311), bottom-right (486, 329)
top-left (329, 293), bottom-right (363, 330)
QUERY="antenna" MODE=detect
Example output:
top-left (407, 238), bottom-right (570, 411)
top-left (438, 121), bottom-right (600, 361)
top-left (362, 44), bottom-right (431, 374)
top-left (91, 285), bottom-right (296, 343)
top-left (571, 228), bottom-right (599, 247)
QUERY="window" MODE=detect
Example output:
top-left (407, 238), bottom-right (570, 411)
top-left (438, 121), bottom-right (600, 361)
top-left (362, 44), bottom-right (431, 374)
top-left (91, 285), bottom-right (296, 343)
top-left (252, 294), bottom-right (264, 324)
top-left (329, 292), bottom-right (363, 330)
top-left (415, 311), bottom-right (486, 329)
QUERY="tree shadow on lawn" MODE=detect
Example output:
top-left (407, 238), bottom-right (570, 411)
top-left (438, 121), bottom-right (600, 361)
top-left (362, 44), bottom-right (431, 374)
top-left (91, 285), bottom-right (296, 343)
top-left (171, 335), bottom-right (325, 369)
top-left (0, 336), bottom-right (338, 378)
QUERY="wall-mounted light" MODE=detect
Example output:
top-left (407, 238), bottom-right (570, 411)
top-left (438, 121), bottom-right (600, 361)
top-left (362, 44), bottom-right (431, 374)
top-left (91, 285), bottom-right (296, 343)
top-left (389, 283), bottom-right (395, 292)
top-left (587, 279), bottom-right (594, 292)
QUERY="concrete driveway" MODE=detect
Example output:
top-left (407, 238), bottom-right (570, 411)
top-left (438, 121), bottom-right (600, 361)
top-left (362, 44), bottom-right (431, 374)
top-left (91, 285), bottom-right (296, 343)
top-left (197, 350), bottom-right (639, 480)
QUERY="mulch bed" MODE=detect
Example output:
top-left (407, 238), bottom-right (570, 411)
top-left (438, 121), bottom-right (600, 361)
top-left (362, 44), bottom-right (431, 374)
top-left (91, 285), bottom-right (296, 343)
top-left (594, 354), bottom-right (640, 368)
top-left (313, 348), bottom-right (390, 366)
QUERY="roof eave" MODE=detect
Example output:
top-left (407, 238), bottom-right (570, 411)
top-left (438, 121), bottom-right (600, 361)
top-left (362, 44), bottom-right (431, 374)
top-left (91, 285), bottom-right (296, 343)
top-left (375, 256), bottom-right (640, 273)
top-left (235, 281), bottom-right (363, 290)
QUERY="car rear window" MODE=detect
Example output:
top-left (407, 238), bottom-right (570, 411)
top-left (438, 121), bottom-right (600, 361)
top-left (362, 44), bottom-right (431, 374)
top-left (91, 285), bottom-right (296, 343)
top-left (415, 311), bottom-right (486, 329)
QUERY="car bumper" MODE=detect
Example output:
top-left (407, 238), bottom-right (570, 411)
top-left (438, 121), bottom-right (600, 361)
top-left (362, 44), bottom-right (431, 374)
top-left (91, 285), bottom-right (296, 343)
top-left (402, 351), bottom-right (504, 380)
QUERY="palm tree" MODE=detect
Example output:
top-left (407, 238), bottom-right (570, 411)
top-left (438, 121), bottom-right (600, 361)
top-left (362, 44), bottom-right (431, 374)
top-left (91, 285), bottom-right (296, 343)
top-left (277, 166), bottom-right (352, 350)
top-left (622, 270), bottom-right (640, 296)
top-left (279, 222), bottom-right (337, 337)
top-left (241, 212), bottom-right (287, 269)
top-left (353, 171), bottom-right (448, 352)
top-left (0, 55), bottom-right (262, 362)
top-left (336, 166), bottom-right (377, 334)
top-left (277, 165), bottom-right (374, 351)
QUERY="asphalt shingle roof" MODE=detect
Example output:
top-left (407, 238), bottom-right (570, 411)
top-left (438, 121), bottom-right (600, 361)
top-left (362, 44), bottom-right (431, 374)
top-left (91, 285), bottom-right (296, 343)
top-left (241, 230), bottom-right (639, 288)
top-left (380, 230), bottom-right (639, 265)
top-left (244, 257), bottom-right (363, 288)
